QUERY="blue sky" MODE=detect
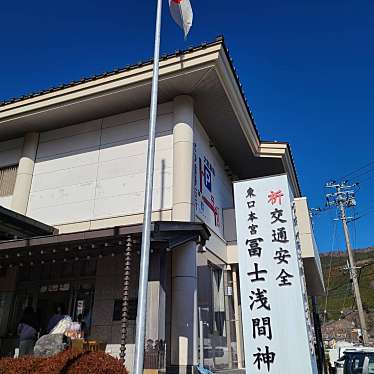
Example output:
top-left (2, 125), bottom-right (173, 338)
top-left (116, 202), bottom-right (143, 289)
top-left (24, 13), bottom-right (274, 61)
top-left (1, 1), bottom-right (373, 252)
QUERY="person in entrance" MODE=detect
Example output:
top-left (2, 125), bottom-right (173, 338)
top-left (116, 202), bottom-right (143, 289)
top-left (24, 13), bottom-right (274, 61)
top-left (47, 304), bottom-right (66, 333)
top-left (18, 306), bottom-right (39, 356)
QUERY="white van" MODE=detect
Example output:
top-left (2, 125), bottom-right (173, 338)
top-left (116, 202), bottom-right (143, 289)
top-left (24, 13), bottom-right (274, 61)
top-left (335, 348), bottom-right (374, 374)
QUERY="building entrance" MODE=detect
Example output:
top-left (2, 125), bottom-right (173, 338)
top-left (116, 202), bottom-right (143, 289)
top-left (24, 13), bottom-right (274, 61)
top-left (37, 291), bottom-right (71, 334)
top-left (0, 259), bottom-right (98, 357)
top-left (36, 283), bottom-right (95, 335)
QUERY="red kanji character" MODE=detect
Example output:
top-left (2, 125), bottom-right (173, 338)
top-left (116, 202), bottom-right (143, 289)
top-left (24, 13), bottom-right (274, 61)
top-left (268, 190), bottom-right (284, 205)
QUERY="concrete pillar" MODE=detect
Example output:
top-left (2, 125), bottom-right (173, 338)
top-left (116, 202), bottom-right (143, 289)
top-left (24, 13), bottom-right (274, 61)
top-left (170, 241), bottom-right (198, 373)
top-left (146, 252), bottom-right (166, 342)
top-left (172, 96), bottom-right (194, 222)
top-left (146, 280), bottom-right (162, 340)
top-left (11, 132), bottom-right (39, 215)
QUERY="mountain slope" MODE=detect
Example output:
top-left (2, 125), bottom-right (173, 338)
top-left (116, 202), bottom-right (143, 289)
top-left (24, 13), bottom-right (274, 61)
top-left (319, 247), bottom-right (374, 332)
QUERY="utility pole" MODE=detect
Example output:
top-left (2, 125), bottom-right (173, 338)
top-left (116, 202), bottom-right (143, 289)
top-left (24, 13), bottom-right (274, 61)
top-left (326, 181), bottom-right (369, 345)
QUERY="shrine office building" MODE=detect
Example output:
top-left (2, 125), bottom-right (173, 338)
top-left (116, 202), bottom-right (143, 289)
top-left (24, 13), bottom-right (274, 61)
top-left (0, 37), bottom-right (324, 373)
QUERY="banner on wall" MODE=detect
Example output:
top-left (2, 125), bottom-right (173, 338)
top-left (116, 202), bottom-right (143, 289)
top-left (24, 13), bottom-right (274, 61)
top-left (193, 142), bottom-right (224, 237)
top-left (233, 174), bottom-right (318, 374)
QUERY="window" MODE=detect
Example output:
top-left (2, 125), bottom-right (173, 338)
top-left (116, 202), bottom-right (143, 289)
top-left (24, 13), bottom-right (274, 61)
top-left (198, 262), bottom-right (234, 370)
top-left (368, 354), bottom-right (374, 374)
top-left (211, 266), bottom-right (225, 336)
top-left (0, 165), bottom-right (18, 197)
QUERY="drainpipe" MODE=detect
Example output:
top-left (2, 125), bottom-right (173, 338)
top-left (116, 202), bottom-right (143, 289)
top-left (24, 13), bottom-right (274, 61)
top-left (223, 266), bottom-right (233, 369)
top-left (232, 264), bottom-right (243, 369)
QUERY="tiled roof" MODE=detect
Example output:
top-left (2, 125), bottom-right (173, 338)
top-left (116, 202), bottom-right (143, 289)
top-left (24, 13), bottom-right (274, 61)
top-left (0, 36), bottom-right (259, 137)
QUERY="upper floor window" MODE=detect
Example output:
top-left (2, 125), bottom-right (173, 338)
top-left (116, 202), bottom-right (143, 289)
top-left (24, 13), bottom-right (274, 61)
top-left (0, 165), bottom-right (18, 197)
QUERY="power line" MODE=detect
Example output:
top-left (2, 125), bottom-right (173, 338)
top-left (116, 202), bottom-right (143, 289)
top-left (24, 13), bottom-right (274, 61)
top-left (341, 278), bottom-right (352, 315)
top-left (341, 160), bottom-right (374, 181)
top-left (349, 168), bottom-right (374, 181)
top-left (352, 203), bottom-right (374, 216)
top-left (352, 206), bottom-right (357, 249)
top-left (326, 283), bottom-right (353, 294)
top-left (358, 173), bottom-right (374, 185)
top-left (347, 207), bottom-right (374, 223)
top-left (323, 211), bottom-right (338, 323)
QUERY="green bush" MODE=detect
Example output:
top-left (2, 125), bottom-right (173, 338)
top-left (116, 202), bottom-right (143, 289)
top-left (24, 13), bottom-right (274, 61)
top-left (0, 349), bottom-right (128, 374)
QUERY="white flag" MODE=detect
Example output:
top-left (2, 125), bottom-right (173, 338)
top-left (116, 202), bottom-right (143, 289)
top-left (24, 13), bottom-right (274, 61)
top-left (169, 0), bottom-right (193, 37)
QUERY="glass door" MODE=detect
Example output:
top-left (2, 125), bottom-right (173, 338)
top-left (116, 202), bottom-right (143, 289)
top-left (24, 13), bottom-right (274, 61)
top-left (71, 284), bottom-right (95, 338)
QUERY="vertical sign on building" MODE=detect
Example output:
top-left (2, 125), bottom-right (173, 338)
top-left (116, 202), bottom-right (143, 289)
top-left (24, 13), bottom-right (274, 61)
top-left (233, 174), bottom-right (318, 373)
top-left (193, 142), bottom-right (224, 237)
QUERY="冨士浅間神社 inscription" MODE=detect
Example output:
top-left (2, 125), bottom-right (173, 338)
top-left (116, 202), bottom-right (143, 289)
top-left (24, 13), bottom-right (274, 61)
top-left (233, 175), bottom-right (317, 374)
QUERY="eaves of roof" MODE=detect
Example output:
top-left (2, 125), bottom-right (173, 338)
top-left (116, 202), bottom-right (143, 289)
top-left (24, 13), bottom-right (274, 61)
top-left (0, 36), bottom-right (259, 138)
top-left (260, 140), bottom-right (302, 197)
top-left (0, 205), bottom-right (57, 240)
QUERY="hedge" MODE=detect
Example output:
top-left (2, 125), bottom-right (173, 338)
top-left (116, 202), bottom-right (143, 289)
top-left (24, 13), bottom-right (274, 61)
top-left (0, 349), bottom-right (129, 374)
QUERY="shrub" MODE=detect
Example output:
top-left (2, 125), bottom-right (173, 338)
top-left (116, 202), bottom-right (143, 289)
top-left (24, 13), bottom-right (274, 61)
top-left (0, 349), bottom-right (128, 374)
top-left (67, 351), bottom-right (127, 373)
top-left (0, 356), bottom-right (42, 374)
top-left (38, 349), bottom-right (86, 374)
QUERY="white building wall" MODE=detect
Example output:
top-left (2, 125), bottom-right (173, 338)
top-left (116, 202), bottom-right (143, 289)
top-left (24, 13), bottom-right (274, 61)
top-left (0, 196), bottom-right (12, 210)
top-left (193, 117), bottom-right (234, 239)
top-left (27, 103), bottom-right (173, 226)
top-left (0, 138), bottom-right (23, 209)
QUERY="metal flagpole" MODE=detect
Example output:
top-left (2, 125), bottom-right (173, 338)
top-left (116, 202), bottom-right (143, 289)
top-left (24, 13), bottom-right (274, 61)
top-left (133, 0), bottom-right (163, 373)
